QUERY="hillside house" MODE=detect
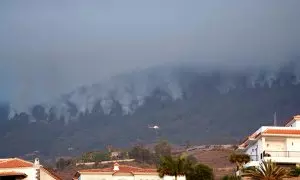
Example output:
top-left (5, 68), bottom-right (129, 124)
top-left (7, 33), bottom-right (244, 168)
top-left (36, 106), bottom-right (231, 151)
top-left (237, 115), bottom-right (300, 170)
top-left (0, 158), bottom-right (61, 180)
top-left (73, 162), bottom-right (186, 180)
top-left (110, 151), bottom-right (121, 159)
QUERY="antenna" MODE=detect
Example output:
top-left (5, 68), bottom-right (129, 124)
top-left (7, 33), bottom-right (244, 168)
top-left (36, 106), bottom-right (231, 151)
top-left (273, 112), bottom-right (277, 126)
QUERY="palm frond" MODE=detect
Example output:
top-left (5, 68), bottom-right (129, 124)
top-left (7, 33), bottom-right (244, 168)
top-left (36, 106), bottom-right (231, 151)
top-left (242, 160), bottom-right (289, 180)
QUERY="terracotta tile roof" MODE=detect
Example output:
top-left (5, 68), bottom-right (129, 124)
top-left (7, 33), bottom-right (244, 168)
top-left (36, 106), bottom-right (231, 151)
top-left (263, 128), bottom-right (300, 135)
top-left (0, 171), bottom-right (27, 177)
top-left (0, 158), bottom-right (33, 168)
top-left (79, 164), bottom-right (157, 175)
top-left (239, 132), bottom-right (261, 148)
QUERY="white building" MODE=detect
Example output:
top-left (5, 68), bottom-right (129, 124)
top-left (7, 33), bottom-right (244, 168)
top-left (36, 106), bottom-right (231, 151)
top-left (0, 157), bottom-right (61, 180)
top-left (74, 162), bottom-right (186, 180)
top-left (237, 115), bottom-right (300, 169)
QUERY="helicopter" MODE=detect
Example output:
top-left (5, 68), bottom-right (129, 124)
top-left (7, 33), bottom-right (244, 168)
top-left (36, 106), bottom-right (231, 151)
top-left (148, 125), bottom-right (160, 129)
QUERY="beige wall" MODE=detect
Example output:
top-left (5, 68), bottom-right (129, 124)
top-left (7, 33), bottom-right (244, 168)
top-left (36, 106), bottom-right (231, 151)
top-left (79, 174), bottom-right (186, 180)
top-left (134, 174), bottom-right (162, 180)
top-left (112, 175), bottom-right (134, 180)
top-left (79, 174), bottom-right (112, 180)
top-left (40, 168), bottom-right (59, 180)
top-left (265, 137), bottom-right (286, 151)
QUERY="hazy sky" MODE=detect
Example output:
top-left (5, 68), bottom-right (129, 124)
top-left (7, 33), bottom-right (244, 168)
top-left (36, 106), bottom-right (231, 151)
top-left (1, 0), bottom-right (300, 108)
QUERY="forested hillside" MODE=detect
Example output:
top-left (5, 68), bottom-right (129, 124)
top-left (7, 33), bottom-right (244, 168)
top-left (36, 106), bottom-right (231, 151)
top-left (1, 60), bottom-right (300, 158)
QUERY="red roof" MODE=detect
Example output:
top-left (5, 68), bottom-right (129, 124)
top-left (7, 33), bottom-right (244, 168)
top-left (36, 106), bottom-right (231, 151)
top-left (264, 129), bottom-right (300, 135)
top-left (0, 171), bottom-right (27, 177)
top-left (79, 165), bottom-right (157, 174)
top-left (0, 158), bottom-right (33, 168)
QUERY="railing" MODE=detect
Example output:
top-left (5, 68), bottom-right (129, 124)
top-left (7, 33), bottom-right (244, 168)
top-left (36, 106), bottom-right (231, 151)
top-left (264, 151), bottom-right (300, 158)
top-left (249, 155), bottom-right (259, 161)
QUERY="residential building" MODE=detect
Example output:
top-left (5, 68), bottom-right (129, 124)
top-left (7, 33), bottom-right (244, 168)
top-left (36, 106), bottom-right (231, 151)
top-left (73, 162), bottom-right (186, 180)
top-left (0, 157), bottom-right (61, 180)
top-left (237, 115), bottom-right (300, 169)
top-left (110, 151), bottom-right (121, 159)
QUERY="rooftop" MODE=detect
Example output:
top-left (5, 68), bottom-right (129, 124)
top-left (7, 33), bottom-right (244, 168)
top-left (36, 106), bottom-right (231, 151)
top-left (264, 128), bottom-right (300, 135)
top-left (77, 163), bottom-right (158, 176)
top-left (0, 171), bottom-right (27, 177)
top-left (239, 115), bottom-right (300, 150)
top-left (0, 158), bottom-right (33, 168)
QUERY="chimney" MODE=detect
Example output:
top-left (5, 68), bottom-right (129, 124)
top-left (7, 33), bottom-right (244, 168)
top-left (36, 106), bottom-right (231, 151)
top-left (113, 162), bottom-right (119, 171)
top-left (34, 158), bottom-right (40, 167)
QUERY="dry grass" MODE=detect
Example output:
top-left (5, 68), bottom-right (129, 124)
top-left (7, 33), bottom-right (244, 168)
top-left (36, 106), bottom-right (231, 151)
top-left (189, 149), bottom-right (236, 179)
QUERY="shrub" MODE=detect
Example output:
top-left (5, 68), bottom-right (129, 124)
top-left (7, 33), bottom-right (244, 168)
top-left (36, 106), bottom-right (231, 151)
top-left (222, 175), bottom-right (241, 180)
top-left (290, 166), bottom-right (300, 177)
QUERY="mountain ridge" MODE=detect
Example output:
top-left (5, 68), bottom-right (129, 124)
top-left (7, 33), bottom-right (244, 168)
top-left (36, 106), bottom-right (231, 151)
top-left (1, 60), bottom-right (300, 158)
top-left (2, 60), bottom-right (300, 123)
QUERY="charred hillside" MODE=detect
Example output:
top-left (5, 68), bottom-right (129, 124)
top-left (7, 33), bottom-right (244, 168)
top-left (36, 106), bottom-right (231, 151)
top-left (1, 60), bottom-right (300, 157)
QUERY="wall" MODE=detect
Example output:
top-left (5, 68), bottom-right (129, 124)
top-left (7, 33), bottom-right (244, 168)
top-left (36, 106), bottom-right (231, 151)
top-left (295, 121), bottom-right (300, 127)
top-left (112, 175), bottom-right (134, 180)
top-left (80, 174), bottom-right (112, 180)
top-left (40, 168), bottom-right (58, 180)
top-left (246, 139), bottom-right (263, 161)
top-left (0, 167), bottom-right (37, 180)
top-left (79, 174), bottom-right (185, 180)
top-left (263, 137), bottom-right (300, 164)
top-left (287, 138), bottom-right (300, 152)
top-left (134, 174), bottom-right (162, 180)
top-left (163, 175), bottom-right (186, 180)
top-left (264, 137), bottom-right (287, 159)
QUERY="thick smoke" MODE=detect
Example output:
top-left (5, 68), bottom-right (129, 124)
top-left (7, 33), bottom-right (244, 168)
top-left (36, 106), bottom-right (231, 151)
top-left (0, 0), bottom-right (300, 111)
top-left (21, 60), bottom-right (298, 123)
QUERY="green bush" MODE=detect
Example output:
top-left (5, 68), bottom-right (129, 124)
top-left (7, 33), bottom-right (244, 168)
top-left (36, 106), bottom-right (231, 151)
top-left (187, 163), bottom-right (214, 180)
top-left (222, 175), bottom-right (241, 180)
top-left (290, 166), bottom-right (300, 177)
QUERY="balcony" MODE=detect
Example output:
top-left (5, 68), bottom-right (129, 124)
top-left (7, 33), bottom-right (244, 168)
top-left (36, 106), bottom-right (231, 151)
top-left (263, 151), bottom-right (300, 164)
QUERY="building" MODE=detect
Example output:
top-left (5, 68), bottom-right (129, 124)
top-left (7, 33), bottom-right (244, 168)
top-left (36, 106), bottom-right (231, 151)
top-left (237, 115), bottom-right (300, 169)
top-left (0, 157), bottom-right (61, 180)
top-left (73, 162), bottom-right (186, 180)
top-left (110, 151), bottom-right (121, 159)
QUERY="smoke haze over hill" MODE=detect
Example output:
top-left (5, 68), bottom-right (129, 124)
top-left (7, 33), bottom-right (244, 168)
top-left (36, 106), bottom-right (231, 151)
top-left (1, 0), bottom-right (300, 111)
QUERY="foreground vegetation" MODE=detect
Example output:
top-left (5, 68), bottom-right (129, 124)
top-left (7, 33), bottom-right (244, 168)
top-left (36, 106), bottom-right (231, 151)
top-left (55, 140), bottom-right (217, 179)
top-left (157, 154), bottom-right (214, 180)
top-left (242, 160), bottom-right (290, 180)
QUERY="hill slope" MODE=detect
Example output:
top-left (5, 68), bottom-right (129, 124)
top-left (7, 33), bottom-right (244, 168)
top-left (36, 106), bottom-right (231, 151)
top-left (1, 60), bottom-right (300, 157)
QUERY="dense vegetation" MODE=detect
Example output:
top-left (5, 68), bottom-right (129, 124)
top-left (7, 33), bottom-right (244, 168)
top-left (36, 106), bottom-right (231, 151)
top-left (1, 61), bottom-right (300, 158)
top-left (229, 153), bottom-right (250, 171)
top-left (290, 166), bottom-right (300, 177)
top-left (157, 154), bottom-right (214, 180)
top-left (242, 160), bottom-right (290, 180)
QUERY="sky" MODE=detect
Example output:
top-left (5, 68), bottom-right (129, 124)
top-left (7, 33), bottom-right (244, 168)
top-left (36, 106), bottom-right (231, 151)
top-left (1, 0), bottom-right (300, 109)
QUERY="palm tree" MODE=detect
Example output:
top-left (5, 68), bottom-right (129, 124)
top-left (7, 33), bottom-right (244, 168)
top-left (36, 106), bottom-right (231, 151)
top-left (229, 153), bottom-right (250, 171)
top-left (242, 160), bottom-right (289, 180)
top-left (222, 175), bottom-right (241, 180)
top-left (157, 155), bottom-right (189, 180)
